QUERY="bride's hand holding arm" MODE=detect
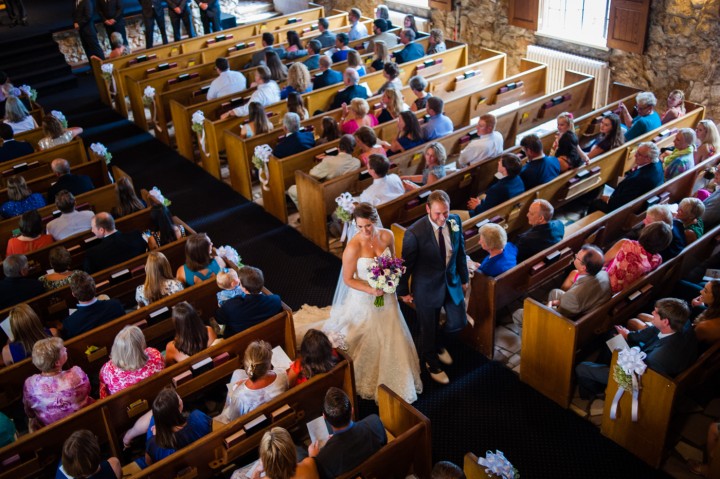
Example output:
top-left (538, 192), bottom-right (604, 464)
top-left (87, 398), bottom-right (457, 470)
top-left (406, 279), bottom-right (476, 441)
top-left (342, 240), bottom-right (382, 296)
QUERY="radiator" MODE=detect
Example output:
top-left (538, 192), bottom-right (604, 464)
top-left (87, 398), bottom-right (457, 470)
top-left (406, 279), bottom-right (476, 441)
top-left (526, 45), bottom-right (610, 109)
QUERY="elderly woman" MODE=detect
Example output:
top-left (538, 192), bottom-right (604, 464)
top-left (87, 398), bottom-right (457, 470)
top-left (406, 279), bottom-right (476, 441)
top-left (585, 113), bottom-right (625, 159)
top-left (605, 221), bottom-right (673, 293)
top-left (551, 112), bottom-right (587, 171)
top-left (663, 128), bottom-right (696, 180)
top-left (694, 120), bottom-right (720, 164)
top-left (216, 340), bottom-right (289, 424)
top-left (369, 40), bottom-right (391, 73)
top-left (23, 337), bottom-right (94, 431)
top-left (477, 223), bottom-right (517, 276)
top-left (222, 66), bottom-right (280, 119)
top-left (99, 325), bottom-right (164, 398)
top-left (661, 89), bottom-right (686, 124)
top-left (1, 303), bottom-right (58, 366)
top-left (376, 62), bottom-right (402, 96)
top-left (57, 430), bottom-right (122, 479)
top-left (409, 75), bottom-right (432, 112)
top-left (108, 32), bottom-right (130, 59)
top-left (280, 62), bottom-right (312, 100)
top-left (427, 28), bottom-right (446, 55)
top-left (164, 301), bottom-right (217, 366)
top-left (239, 101), bottom-right (274, 139)
top-left (401, 142), bottom-right (446, 190)
top-left (467, 154), bottom-right (525, 218)
top-left (0, 175), bottom-right (45, 219)
top-left (676, 197), bottom-right (705, 244)
top-left (6, 209), bottom-right (54, 256)
top-left (354, 126), bottom-right (386, 167)
top-left (386, 110), bottom-right (424, 154)
top-left (252, 427), bottom-right (319, 479)
top-left (37, 114), bottom-right (83, 150)
top-left (4, 95), bottom-right (37, 134)
top-left (176, 233), bottom-right (226, 285)
top-left (136, 251), bottom-right (185, 307)
top-left (377, 88), bottom-right (406, 124)
top-left (341, 98), bottom-right (378, 135)
top-left (618, 91), bottom-right (661, 142)
top-left (39, 246), bottom-right (83, 290)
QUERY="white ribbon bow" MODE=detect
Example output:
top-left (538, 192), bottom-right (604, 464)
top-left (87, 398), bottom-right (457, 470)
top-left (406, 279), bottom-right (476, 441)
top-left (144, 86), bottom-right (160, 131)
top-left (253, 144), bottom-right (273, 191)
top-left (610, 346), bottom-right (647, 422)
top-left (335, 192), bottom-right (355, 241)
top-left (477, 450), bottom-right (516, 479)
top-left (216, 245), bottom-right (241, 266)
top-left (101, 64), bottom-right (116, 95)
top-left (192, 110), bottom-right (207, 155)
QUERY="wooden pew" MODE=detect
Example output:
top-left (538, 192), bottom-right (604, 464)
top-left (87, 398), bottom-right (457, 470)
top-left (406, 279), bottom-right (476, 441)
top-left (0, 137), bottom-right (89, 188)
top-left (12, 127), bottom-right (46, 151)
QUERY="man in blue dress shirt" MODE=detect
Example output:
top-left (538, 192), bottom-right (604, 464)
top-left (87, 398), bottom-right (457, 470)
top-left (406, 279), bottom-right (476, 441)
top-left (421, 97), bottom-right (454, 141)
top-left (518, 134), bottom-right (560, 190)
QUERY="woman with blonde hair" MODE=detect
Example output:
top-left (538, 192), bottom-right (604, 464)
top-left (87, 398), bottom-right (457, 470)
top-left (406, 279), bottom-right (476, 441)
top-left (287, 91), bottom-right (309, 120)
top-left (694, 119), bottom-right (720, 164)
top-left (477, 223), bottom-right (517, 276)
top-left (136, 251), bottom-right (185, 307)
top-left (340, 98), bottom-right (378, 135)
top-left (164, 301), bottom-right (217, 365)
top-left (240, 101), bottom-right (274, 138)
top-left (401, 142), bottom-right (446, 189)
top-left (37, 114), bottom-right (83, 150)
top-left (661, 89), bottom-right (686, 124)
top-left (1, 303), bottom-right (58, 366)
top-left (0, 175), bottom-right (45, 218)
top-left (3, 95), bottom-right (37, 133)
top-left (369, 40), bottom-right (391, 73)
top-left (427, 28), bottom-right (446, 55)
top-left (347, 50), bottom-right (366, 77)
top-left (676, 197), bottom-right (706, 244)
top-left (99, 325), bottom-right (164, 398)
top-left (255, 427), bottom-right (318, 479)
top-left (176, 233), bottom-right (226, 285)
top-left (551, 112), bottom-right (587, 171)
top-left (377, 87), bottom-right (406, 124)
top-left (281, 62), bottom-right (312, 100)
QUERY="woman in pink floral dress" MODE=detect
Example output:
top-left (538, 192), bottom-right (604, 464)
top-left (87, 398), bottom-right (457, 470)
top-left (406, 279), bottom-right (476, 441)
top-left (23, 337), bottom-right (94, 431)
top-left (99, 325), bottom-right (164, 398)
top-left (605, 222), bottom-right (673, 294)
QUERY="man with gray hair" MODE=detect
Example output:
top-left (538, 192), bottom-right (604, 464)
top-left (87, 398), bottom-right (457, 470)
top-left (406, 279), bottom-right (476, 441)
top-left (272, 112), bottom-right (316, 158)
top-left (637, 203), bottom-right (686, 261)
top-left (662, 128), bottom-right (696, 180)
top-left (618, 91), bottom-right (662, 141)
top-left (394, 28), bottom-right (425, 64)
top-left (47, 158), bottom-right (95, 204)
top-left (329, 68), bottom-right (368, 110)
top-left (515, 199), bottom-right (565, 262)
top-left (0, 255), bottom-right (44, 309)
top-left (312, 55), bottom-right (343, 90)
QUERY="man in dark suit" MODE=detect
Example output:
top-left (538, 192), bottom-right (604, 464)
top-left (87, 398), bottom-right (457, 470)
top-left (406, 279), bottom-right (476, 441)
top-left (215, 266), bottom-right (283, 337)
top-left (74, 0), bottom-right (105, 60)
top-left (398, 190), bottom-right (470, 384)
top-left (194, 0), bottom-right (222, 34)
top-left (83, 212), bottom-right (147, 274)
top-left (62, 272), bottom-right (125, 339)
top-left (312, 56), bottom-right (343, 90)
top-left (166, 0), bottom-right (196, 41)
top-left (393, 29), bottom-right (424, 64)
top-left (139, 0), bottom-right (169, 49)
top-left (518, 134), bottom-right (560, 190)
top-left (0, 123), bottom-right (33, 164)
top-left (302, 40), bottom-right (322, 71)
top-left (515, 199), bottom-right (565, 263)
top-left (315, 17), bottom-right (336, 48)
top-left (328, 68), bottom-right (368, 111)
top-left (249, 32), bottom-right (287, 68)
top-left (97, 0), bottom-right (128, 46)
top-left (0, 255), bottom-right (44, 310)
top-left (47, 158), bottom-right (95, 204)
top-left (595, 142), bottom-right (664, 213)
top-left (309, 387), bottom-right (387, 479)
top-left (575, 297), bottom-right (698, 399)
top-left (272, 112), bottom-right (316, 159)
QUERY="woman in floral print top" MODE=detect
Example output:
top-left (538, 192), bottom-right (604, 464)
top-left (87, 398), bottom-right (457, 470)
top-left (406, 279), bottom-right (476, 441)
top-left (99, 326), bottom-right (164, 398)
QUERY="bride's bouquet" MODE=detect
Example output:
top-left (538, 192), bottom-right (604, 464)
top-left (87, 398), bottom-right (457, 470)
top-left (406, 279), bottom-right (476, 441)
top-left (366, 256), bottom-right (406, 307)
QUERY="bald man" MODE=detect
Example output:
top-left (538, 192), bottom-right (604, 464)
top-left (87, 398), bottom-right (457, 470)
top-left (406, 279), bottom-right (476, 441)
top-left (46, 158), bottom-right (95, 204)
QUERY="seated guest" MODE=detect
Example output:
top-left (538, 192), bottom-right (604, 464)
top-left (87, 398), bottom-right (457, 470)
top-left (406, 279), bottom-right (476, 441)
top-left (662, 128), bottom-right (696, 180)
top-left (466, 154), bottom-right (525, 218)
top-left (347, 8), bottom-right (368, 41)
top-left (107, 32), bottom-right (130, 59)
top-left (216, 266), bottom-right (283, 337)
top-left (0, 122), bottom-right (33, 163)
top-left (404, 14), bottom-right (419, 34)
top-left (347, 50), bottom-right (366, 77)
top-left (264, 50), bottom-right (288, 83)
top-left (273, 112), bottom-right (316, 159)
top-left (287, 329), bottom-right (338, 387)
top-left (176, 232), bottom-right (226, 285)
top-left (618, 91), bottom-right (662, 141)
top-left (46, 158), bottom-right (95, 204)
top-left (457, 113), bottom-right (504, 168)
top-left (145, 204), bottom-right (187, 249)
top-left (312, 56), bottom-right (343, 90)
top-left (286, 30), bottom-right (303, 53)
top-left (375, 62), bottom-right (402, 96)
top-left (165, 301), bottom-right (218, 365)
top-left (3, 95), bottom-right (37, 134)
top-left (694, 119), bottom-right (720, 164)
top-left (0, 255), bottom-right (44, 310)
top-left (222, 66), bottom-right (280, 119)
top-left (401, 142), bottom-right (446, 190)
top-left (514, 199), bottom-right (565, 263)
top-left (62, 272), bottom-right (125, 339)
top-left (431, 461), bottom-right (465, 479)
top-left (254, 427), bottom-right (319, 478)
top-left (281, 62), bottom-right (312, 100)
top-left (329, 68), bottom-right (368, 111)
top-left (356, 154), bottom-right (404, 205)
top-left (315, 17), bottom-right (336, 49)
top-left (354, 126), bottom-right (386, 166)
top-left (136, 251), bottom-right (184, 307)
top-left (302, 40), bottom-right (322, 70)
top-left (0, 413), bottom-right (14, 447)
top-left (316, 116), bottom-right (341, 145)
top-left (287, 134), bottom-right (360, 208)
top-left (39, 246), bottom-right (82, 290)
top-left (676, 197), bottom-right (705, 244)
top-left (477, 223), bottom-right (517, 277)
top-left (427, 28), bottom-right (447, 54)
top-left (239, 101), bottom-right (274, 139)
top-left (661, 89), bottom-right (685, 124)
top-left (83, 212), bottom-right (147, 274)
top-left (111, 176), bottom-right (146, 218)
top-left (37, 114), bottom-right (83, 151)
top-left (605, 221), bottom-right (673, 293)
top-left (594, 142), bottom-right (663, 213)
top-left (393, 28), bottom-right (424, 64)
top-left (386, 110), bottom-right (424, 154)
top-left (0, 175), bottom-right (45, 219)
top-left (99, 325), bottom-right (164, 398)
top-left (1, 303), bottom-right (58, 366)
top-left (6, 209), bottom-right (54, 256)
top-left (366, 18), bottom-right (398, 53)
top-left (409, 75), bottom-right (432, 111)
top-left (376, 87), bottom-right (406, 124)
top-left (702, 167), bottom-right (720, 228)
top-left (689, 280), bottom-right (720, 344)
top-left (637, 204), bottom-right (685, 262)
top-left (57, 430), bottom-right (122, 479)
top-left (519, 134), bottom-right (560, 190)
top-left (250, 32), bottom-right (287, 67)
top-left (330, 32), bottom-right (352, 63)
top-left (216, 340), bottom-right (289, 423)
top-left (23, 337), bottom-right (94, 431)
top-left (309, 387), bottom-right (386, 479)
top-left (341, 98), bottom-right (378, 135)
top-left (585, 113), bottom-right (625, 159)
top-left (46, 190), bottom-right (94, 240)
top-left (287, 91), bottom-right (309, 120)
top-left (217, 269), bottom-right (245, 306)
top-left (551, 112), bottom-right (587, 171)
top-left (421, 97), bottom-right (454, 141)
top-left (575, 298), bottom-right (697, 399)
top-left (206, 57), bottom-right (247, 100)
top-left (369, 40), bottom-right (392, 73)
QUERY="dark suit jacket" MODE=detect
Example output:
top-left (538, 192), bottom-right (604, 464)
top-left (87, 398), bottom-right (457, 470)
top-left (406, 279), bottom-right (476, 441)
top-left (73, 0), bottom-right (95, 25)
top-left (47, 174), bottom-right (95, 204)
top-left (215, 293), bottom-right (283, 337)
top-left (83, 230), bottom-right (148, 274)
top-left (470, 175), bottom-right (524, 217)
top-left (628, 325), bottom-right (698, 377)
top-left (315, 415), bottom-right (387, 479)
top-left (62, 299), bottom-right (125, 339)
top-left (607, 162), bottom-right (664, 212)
top-left (515, 220), bottom-right (565, 262)
top-left (166, 0), bottom-right (189, 9)
top-left (96, 0), bottom-right (123, 20)
top-left (329, 85), bottom-right (368, 111)
top-left (139, 0), bottom-right (164, 16)
top-left (0, 277), bottom-right (45, 310)
top-left (194, 0), bottom-right (220, 13)
top-left (0, 139), bottom-right (33, 164)
top-left (315, 31), bottom-right (336, 49)
top-left (393, 42), bottom-right (424, 64)
top-left (312, 69), bottom-right (343, 90)
top-left (660, 219), bottom-right (687, 261)
top-left (272, 131), bottom-right (316, 159)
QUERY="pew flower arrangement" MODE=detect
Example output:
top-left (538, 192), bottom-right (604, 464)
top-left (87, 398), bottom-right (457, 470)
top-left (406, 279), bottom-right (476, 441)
top-left (51, 110), bottom-right (68, 128)
top-left (334, 192), bottom-right (355, 241)
top-left (217, 246), bottom-right (243, 267)
top-left (252, 144), bottom-right (272, 191)
top-left (477, 450), bottom-right (519, 479)
top-left (148, 187), bottom-right (172, 207)
top-left (90, 142), bottom-right (112, 164)
top-left (143, 86), bottom-right (156, 107)
top-left (101, 63), bottom-right (114, 83)
top-left (610, 346), bottom-right (647, 422)
top-left (19, 84), bottom-right (37, 102)
top-left (191, 110), bottom-right (205, 133)
top-left (366, 255), bottom-right (406, 307)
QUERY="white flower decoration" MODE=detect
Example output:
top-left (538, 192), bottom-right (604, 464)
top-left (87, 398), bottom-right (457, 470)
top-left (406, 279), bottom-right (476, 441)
top-left (148, 187), bottom-right (172, 206)
top-left (477, 450), bottom-right (517, 479)
top-left (216, 246), bottom-right (242, 266)
top-left (51, 110), bottom-right (68, 128)
top-left (90, 142), bottom-right (112, 164)
top-left (101, 64), bottom-right (114, 74)
top-left (448, 218), bottom-right (460, 232)
top-left (143, 86), bottom-right (156, 98)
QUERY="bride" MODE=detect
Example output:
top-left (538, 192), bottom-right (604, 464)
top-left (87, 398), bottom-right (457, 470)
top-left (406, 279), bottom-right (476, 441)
top-left (322, 202), bottom-right (423, 404)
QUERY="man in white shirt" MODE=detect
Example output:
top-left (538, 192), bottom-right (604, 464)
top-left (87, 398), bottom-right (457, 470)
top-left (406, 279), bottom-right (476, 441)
top-left (206, 57), bottom-right (247, 100)
top-left (457, 113), bottom-right (504, 168)
top-left (348, 8), bottom-right (368, 41)
top-left (46, 190), bottom-right (94, 240)
top-left (357, 154), bottom-right (404, 205)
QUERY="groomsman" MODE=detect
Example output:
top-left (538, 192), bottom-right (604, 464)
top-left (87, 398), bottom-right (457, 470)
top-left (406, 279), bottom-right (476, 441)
top-left (166, 0), bottom-right (196, 41)
top-left (139, 0), bottom-right (169, 49)
top-left (74, 0), bottom-right (105, 60)
top-left (97, 0), bottom-right (128, 46)
top-left (194, 0), bottom-right (222, 34)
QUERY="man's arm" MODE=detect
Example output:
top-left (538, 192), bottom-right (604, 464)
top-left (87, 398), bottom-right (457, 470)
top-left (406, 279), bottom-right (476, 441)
top-left (397, 228), bottom-right (419, 297)
top-left (453, 216), bottom-right (469, 285)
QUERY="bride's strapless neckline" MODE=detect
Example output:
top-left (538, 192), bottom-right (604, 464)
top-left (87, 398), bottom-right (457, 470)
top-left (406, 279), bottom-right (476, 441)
top-left (358, 247), bottom-right (392, 261)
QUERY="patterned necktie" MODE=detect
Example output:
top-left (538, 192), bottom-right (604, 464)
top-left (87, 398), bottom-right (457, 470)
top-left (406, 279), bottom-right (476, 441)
top-left (438, 226), bottom-right (445, 263)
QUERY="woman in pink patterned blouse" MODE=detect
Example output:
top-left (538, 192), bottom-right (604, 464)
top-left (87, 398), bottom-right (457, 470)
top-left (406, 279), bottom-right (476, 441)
top-left (605, 222), bottom-right (673, 294)
top-left (99, 326), bottom-right (164, 398)
top-left (23, 337), bottom-right (94, 431)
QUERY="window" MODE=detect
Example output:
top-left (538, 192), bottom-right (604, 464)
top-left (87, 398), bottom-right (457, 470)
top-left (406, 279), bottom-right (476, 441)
top-left (537, 0), bottom-right (611, 48)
